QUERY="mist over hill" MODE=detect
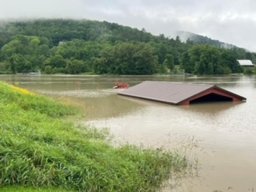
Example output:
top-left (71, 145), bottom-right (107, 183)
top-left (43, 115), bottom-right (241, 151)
top-left (173, 31), bottom-right (236, 49)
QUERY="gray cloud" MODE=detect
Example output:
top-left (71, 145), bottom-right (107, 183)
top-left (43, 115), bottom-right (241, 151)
top-left (0, 0), bottom-right (256, 51)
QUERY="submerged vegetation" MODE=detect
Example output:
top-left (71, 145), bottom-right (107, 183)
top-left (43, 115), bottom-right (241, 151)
top-left (0, 19), bottom-right (255, 75)
top-left (0, 81), bottom-right (187, 191)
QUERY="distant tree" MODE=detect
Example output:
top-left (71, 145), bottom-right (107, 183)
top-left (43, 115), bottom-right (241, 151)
top-left (44, 65), bottom-right (54, 74)
top-left (181, 51), bottom-right (192, 73)
top-left (182, 45), bottom-right (241, 75)
top-left (220, 50), bottom-right (242, 73)
top-left (8, 54), bottom-right (32, 73)
top-left (94, 43), bottom-right (157, 75)
top-left (65, 59), bottom-right (87, 74)
top-left (43, 54), bottom-right (66, 73)
top-left (163, 54), bottom-right (174, 72)
top-left (175, 36), bottom-right (181, 43)
top-left (93, 58), bottom-right (109, 74)
top-left (1, 35), bottom-right (50, 73)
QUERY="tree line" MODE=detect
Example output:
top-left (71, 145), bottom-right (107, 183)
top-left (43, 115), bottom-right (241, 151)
top-left (0, 19), bottom-right (255, 75)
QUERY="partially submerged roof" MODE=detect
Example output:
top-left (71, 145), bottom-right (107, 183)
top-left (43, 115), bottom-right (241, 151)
top-left (237, 59), bottom-right (254, 66)
top-left (118, 81), bottom-right (246, 105)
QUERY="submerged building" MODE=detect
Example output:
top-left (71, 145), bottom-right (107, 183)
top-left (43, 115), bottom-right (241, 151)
top-left (118, 81), bottom-right (246, 105)
top-left (237, 59), bottom-right (255, 67)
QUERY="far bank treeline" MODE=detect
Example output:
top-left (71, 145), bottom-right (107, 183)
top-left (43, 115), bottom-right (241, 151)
top-left (0, 19), bottom-right (255, 75)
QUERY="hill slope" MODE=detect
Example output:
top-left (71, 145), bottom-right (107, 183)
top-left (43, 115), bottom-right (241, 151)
top-left (176, 31), bottom-right (235, 49)
top-left (0, 19), bottom-right (255, 75)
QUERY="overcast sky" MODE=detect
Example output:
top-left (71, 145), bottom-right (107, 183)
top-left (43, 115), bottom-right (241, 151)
top-left (0, 0), bottom-right (256, 51)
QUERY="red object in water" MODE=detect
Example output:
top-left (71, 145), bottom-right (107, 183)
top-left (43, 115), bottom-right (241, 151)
top-left (113, 82), bottom-right (129, 89)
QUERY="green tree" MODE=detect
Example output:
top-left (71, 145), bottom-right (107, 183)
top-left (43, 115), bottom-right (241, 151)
top-left (1, 35), bottom-right (50, 73)
top-left (92, 43), bottom-right (158, 74)
top-left (181, 51), bottom-right (192, 73)
top-left (65, 59), bottom-right (87, 74)
top-left (44, 54), bottom-right (66, 73)
top-left (9, 54), bottom-right (32, 73)
top-left (185, 45), bottom-right (238, 75)
top-left (163, 54), bottom-right (174, 72)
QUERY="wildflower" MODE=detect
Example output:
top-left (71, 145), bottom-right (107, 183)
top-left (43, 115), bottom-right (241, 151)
top-left (10, 85), bottom-right (35, 96)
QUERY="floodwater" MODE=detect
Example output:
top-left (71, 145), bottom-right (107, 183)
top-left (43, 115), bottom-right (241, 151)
top-left (1, 74), bottom-right (256, 192)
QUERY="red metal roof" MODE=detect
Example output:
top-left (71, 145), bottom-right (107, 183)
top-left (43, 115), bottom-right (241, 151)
top-left (118, 81), bottom-right (246, 105)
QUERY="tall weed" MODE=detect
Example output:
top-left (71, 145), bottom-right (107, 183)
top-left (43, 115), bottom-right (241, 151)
top-left (0, 82), bottom-right (187, 191)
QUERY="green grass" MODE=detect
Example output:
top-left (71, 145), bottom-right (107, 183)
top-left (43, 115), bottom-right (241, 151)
top-left (0, 81), bottom-right (187, 191)
top-left (0, 186), bottom-right (72, 192)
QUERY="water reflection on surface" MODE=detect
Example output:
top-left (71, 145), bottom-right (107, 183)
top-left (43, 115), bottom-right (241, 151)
top-left (1, 74), bottom-right (256, 192)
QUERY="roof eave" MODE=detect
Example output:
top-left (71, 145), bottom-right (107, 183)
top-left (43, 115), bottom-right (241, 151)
top-left (118, 92), bottom-right (178, 104)
top-left (176, 85), bottom-right (216, 105)
top-left (177, 85), bottom-right (246, 105)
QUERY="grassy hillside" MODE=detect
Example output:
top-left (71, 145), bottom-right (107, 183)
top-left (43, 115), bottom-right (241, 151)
top-left (0, 81), bottom-right (187, 191)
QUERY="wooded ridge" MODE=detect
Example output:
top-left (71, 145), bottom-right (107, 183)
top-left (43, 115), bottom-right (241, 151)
top-left (0, 19), bottom-right (255, 75)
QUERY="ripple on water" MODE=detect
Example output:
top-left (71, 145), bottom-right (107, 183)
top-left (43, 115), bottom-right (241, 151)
top-left (35, 89), bottom-right (116, 98)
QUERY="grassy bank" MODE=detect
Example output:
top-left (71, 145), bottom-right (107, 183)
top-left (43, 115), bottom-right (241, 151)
top-left (0, 81), bottom-right (187, 191)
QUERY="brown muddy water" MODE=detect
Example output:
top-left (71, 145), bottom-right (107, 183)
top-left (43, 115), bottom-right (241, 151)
top-left (1, 74), bottom-right (256, 192)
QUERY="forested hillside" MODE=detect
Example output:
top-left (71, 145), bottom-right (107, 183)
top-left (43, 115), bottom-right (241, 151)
top-left (0, 19), bottom-right (255, 75)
